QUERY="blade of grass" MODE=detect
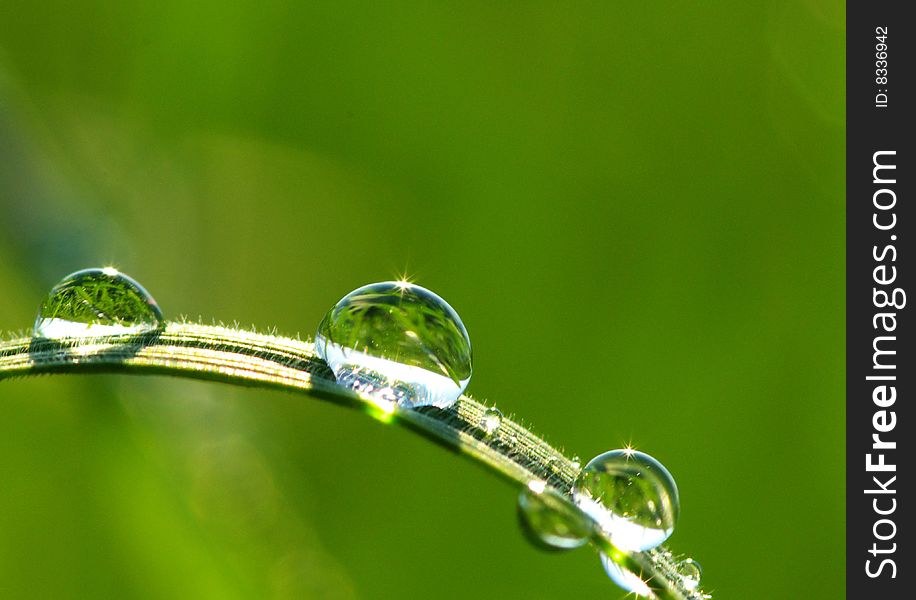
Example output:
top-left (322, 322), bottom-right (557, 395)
top-left (1, 322), bottom-right (708, 600)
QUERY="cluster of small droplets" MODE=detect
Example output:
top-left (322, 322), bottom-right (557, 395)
top-left (291, 280), bottom-right (693, 594)
top-left (30, 273), bottom-right (701, 598)
top-left (253, 279), bottom-right (698, 594)
top-left (513, 446), bottom-right (690, 597)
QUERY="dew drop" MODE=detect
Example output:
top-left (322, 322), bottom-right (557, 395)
top-left (516, 482), bottom-right (591, 551)
top-left (481, 407), bottom-right (502, 435)
top-left (676, 558), bottom-right (702, 591)
top-left (315, 281), bottom-right (472, 410)
top-left (33, 268), bottom-right (163, 339)
top-left (600, 553), bottom-right (656, 598)
top-left (572, 449), bottom-right (679, 552)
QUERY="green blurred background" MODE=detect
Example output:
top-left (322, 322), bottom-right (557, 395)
top-left (0, 1), bottom-right (844, 598)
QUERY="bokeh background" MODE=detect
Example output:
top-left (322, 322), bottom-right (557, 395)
top-left (0, 2), bottom-right (844, 598)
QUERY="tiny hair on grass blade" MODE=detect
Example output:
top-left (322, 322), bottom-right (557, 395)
top-left (1, 322), bottom-right (709, 600)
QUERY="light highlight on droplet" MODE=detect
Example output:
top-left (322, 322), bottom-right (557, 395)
top-left (600, 553), bottom-right (656, 598)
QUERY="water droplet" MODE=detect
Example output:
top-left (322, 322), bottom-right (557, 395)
top-left (572, 449), bottom-right (679, 552)
top-left (517, 482), bottom-right (591, 551)
top-left (570, 455), bottom-right (581, 470)
top-left (481, 407), bottom-right (502, 435)
top-left (600, 553), bottom-right (656, 598)
top-left (33, 268), bottom-right (163, 339)
top-left (677, 558), bottom-right (702, 590)
top-left (315, 281), bottom-right (472, 410)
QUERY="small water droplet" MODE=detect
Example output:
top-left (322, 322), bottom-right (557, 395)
top-left (676, 558), bottom-right (702, 590)
top-left (572, 449), bottom-right (679, 551)
top-left (481, 407), bottom-right (502, 435)
top-left (570, 455), bottom-right (581, 470)
top-left (600, 553), bottom-right (656, 598)
top-left (516, 483), bottom-right (591, 551)
top-left (33, 268), bottom-right (163, 339)
top-left (315, 281), bottom-right (472, 409)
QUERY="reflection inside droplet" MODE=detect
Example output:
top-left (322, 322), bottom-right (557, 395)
top-left (516, 482), bottom-right (591, 551)
top-left (33, 267), bottom-right (163, 339)
top-left (315, 281), bottom-right (472, 409)
top-left (573, 449), bottom-right (679, 551)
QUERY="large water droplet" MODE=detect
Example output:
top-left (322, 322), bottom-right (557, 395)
top-left (315, 281), bottom-right (472, 410)
top-left (516, 481), bottom-right (591, 551)
top-left (572, 449), bottom-right (679, 552)
top-left (676, 558), bottom-right (702, 591)
top-left (600, 553), bottom-right (656, 598)
top-left (33, 267), bottom-right (163, 339)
